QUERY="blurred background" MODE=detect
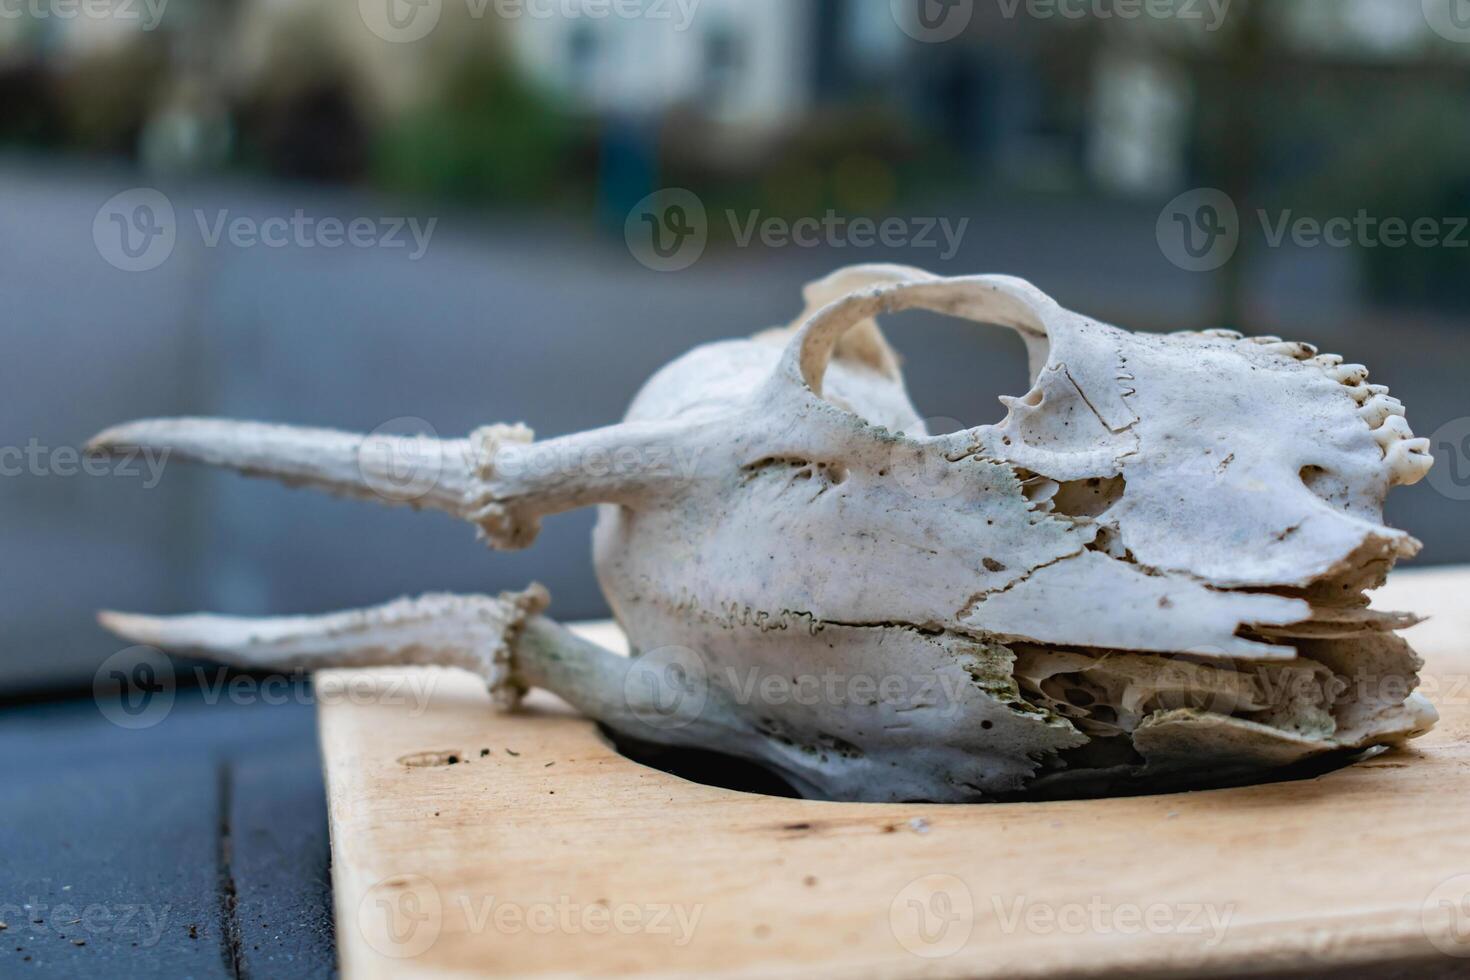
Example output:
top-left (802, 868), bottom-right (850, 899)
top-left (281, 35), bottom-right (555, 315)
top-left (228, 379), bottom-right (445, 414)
top-left (5, 0), bottom-right (1470, 693)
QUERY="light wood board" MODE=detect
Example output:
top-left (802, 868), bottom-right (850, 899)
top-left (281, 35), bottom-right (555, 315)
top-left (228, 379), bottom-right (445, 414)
top-left (320, 567), bottom-right (1470, 979)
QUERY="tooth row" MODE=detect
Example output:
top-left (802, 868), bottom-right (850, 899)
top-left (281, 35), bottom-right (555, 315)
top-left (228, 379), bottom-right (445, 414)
top-left (1241, 337), bottom-right (1430, 484)
top-left (1343, 379), bottom-right (1430, 485)
top-left (1172, 327), bottom-right (1430, 484)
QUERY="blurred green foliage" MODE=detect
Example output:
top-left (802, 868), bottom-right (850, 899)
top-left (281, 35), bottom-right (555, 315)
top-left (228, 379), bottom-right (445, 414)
top-left (371, 63), bottom-right (578, 204)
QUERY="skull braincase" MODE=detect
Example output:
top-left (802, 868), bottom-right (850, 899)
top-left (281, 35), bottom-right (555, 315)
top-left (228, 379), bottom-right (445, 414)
top-left (90, 264), bottom-right (1438, 803)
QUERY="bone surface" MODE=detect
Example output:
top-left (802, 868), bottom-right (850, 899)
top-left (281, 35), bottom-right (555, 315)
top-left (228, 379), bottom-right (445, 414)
top-left (91, 265), bottom-right (1438, 802)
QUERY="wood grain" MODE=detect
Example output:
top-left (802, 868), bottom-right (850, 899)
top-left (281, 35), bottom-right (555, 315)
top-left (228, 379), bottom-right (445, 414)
top-left (320, 567), bottom-right (1470, 979)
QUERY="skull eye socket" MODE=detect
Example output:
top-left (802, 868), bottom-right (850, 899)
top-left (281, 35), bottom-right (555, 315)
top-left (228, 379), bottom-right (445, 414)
top-left (789, 274), bottom-right (1053, 431)
top-left (837, 307), bottom-right (1038, 435)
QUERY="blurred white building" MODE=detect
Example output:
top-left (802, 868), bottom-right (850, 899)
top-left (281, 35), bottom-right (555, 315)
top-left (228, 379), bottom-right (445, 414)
top-left (507, 0), bottom-right (903, 135)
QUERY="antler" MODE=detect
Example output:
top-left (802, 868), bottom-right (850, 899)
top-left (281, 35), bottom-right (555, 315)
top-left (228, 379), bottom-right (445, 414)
top-left (86, 415), bottom-right (703, 549)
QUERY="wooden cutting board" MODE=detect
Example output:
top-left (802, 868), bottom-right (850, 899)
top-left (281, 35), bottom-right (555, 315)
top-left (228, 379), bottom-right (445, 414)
top-left (318, 567), bottom-right (1470, 979)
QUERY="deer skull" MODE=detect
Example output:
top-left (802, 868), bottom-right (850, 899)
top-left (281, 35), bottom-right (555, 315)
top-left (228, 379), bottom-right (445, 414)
top-left (89, 265), bottom-right (1438, 801)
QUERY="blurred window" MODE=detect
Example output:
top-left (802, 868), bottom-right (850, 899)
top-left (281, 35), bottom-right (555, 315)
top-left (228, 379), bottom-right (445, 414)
top-left (566, 22), bottom-right (598, 96)
top-left (701, 23), bottom-right (743, 112)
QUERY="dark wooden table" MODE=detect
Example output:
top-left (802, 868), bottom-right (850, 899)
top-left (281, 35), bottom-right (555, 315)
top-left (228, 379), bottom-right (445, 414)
top-left (0, 690), bottom-right (337, 978)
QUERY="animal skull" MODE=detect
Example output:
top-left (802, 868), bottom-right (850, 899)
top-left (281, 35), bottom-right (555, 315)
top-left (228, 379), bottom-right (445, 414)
top-left (89, 264), bottom-right (1438, 802)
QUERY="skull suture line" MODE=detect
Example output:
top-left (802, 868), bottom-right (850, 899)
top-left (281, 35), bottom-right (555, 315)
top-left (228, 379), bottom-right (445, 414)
top-left (89, 265), bottom-right (1438, 802)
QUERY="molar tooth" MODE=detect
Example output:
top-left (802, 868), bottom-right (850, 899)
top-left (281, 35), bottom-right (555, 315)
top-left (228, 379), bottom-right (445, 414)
top-left (1386, 438), bottom-right (1434, 486)
top-left (1202, 329), bottom-right (1243, 340)
top-left (1246, 335), bottom-right (1283, 345)
top-left (1347, 382), bottom-right (1390, 405)
top-left (1358, 395), bottom-right (1407, 428)
top-left (1372, 414), bottom-right (1415, 450)
top-left (1331, 364), bottom-right (1370, 386)
top-left (1261, 341), bottom-right (1317, 360)
top-left (1311, 353), bottom-right (1344, 368)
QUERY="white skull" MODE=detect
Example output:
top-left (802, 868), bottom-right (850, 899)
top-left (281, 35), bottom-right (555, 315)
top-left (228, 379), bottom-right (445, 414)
top-left (89, 264), bottom-right (1438, 802)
